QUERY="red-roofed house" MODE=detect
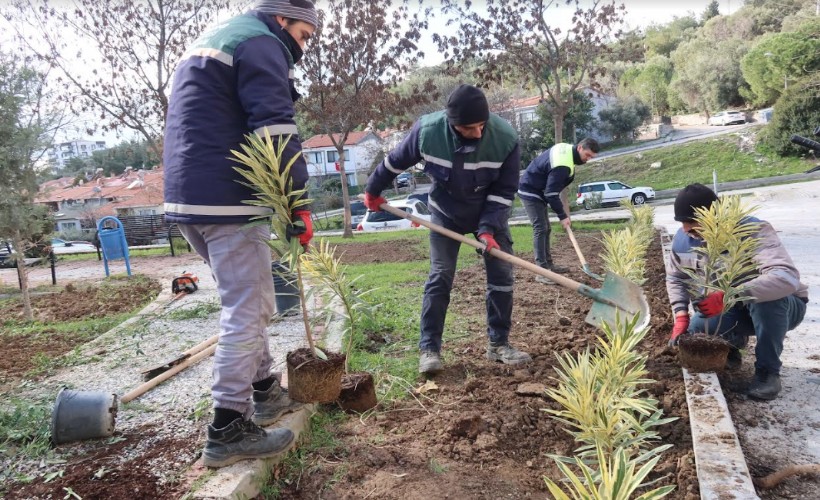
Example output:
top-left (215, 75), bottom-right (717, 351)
top-left (36, 168), bottom-right (165, 234)
top-left (301, 131), bottom-right (382, 187)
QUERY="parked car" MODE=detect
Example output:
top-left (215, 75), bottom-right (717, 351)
top-left (395, 172), bottom-right (413, 188)
top-left (0, 240), bottom-right (13, 268)
top-left (357, 199), bottom-right (431, 232)
top-left (576, 181), bottom-right (655, 209)
top-left (348, 200), bottom-right (368, 229)
top-left (406, 192), bottom-right (429, 206)
top-left (708, 110), bottom-right (745, 126)
top-left (51, 238), bottom-right (97, 254)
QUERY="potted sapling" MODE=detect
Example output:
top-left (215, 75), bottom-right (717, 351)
top-left (677, 195), bottom-right (760, 372)
top-left (231, 132), bottom-right (345, 403)
top-left (301, 240), bottom-right (377, 412)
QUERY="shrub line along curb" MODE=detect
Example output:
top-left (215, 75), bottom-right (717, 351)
top-left (190, 283), bottom-right (345, 499)
top-left (659, 228), bottom-right (759, 499)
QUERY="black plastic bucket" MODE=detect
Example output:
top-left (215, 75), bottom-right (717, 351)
top-left (51, 388), bottom-right (118, 444)
top-left (271, 261), bottom-right (300, 317)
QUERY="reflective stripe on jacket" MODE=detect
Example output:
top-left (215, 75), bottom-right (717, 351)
top-left (518, 143), bottom-right (580, 220)
top-left (366, 111), bottom-right (520, 234)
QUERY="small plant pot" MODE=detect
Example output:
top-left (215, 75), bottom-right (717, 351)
top-left (338, 372), bottom-right (378, 413)
top-left (271, 261), bottom-right (300, 317)
top-left (678, 333), bottom-right (732, 372)
top-left (286, 348), bottom-right (345, 403)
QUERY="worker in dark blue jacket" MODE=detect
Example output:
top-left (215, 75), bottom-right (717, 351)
top-left (163, 0), bottom-right (316, 468)
top-left (364, 84), bottom-right (531, 376)
top-left (518, 139), bottom-right (599, 284)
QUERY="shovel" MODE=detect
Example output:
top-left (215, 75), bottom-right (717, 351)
top-left (370, 199), bottom-right (650, 331)
top-left (565, 226), bottom-right (605, 281)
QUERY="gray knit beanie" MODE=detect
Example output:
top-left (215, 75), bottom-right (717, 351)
top-left (254, 0), bottom-right (319, 28)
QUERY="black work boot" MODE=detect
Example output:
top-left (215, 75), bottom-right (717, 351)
top-left (202, 418), bottom-right (294, 468)
top-left (747, 369), bottom-right (782, 401)
top-left (725, 348), bottom-right (742, 371)
top-left (252, 380), bottom-right (303, 427)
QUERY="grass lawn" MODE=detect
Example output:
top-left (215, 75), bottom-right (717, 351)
top-left (572, 127), bottom-right (813, 193)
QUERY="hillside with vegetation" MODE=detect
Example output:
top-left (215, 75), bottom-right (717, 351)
top-left (571, 126), bottom-right (817, 193)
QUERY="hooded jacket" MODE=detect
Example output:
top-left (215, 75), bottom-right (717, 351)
top-left (163, 10), bottom-right (309, 224)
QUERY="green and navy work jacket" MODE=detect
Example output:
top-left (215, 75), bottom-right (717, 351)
top-left (163, 10), bottom-right (309, 225)
top-left (517, 143), bottom-right (582, 220)
top-left (366, 111), bottom-right (520, 235)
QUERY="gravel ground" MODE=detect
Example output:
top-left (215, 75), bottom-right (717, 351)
top-left (5, 253), bottom-right (321, 488)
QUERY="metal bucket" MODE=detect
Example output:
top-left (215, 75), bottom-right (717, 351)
top-left (271, 261), bottom-right (300, 317)
top-left (51, 388), bottom-right (118, 444)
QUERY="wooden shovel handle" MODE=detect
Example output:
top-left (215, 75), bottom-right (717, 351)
top-left (370, 198), bottom-right (584, 292)
top-left (565, 226), bottom-right (588, 267)
top-left (121, 343), bottom-right (218, 403)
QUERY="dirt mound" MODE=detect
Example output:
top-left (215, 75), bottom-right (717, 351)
top-left (0, 276), bottom-right (160, 323)
top-left (272, 235), bottom-right (699, 499)
top-left (335, 238), bottom-right (426, 264)
top-left (0, 276), bottom-right (160, 380)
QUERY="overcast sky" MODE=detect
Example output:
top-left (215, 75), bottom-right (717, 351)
top-left (3, 0), bottom-right (738, 145)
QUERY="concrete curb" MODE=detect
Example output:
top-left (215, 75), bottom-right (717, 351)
top-left (190, 404), bottom-right (317, 499)
top-left (658, 228), bottom-right (759, 499)
top-left (186, 283), bottom-right (346, 499)
top-left (682, 370), bottom-right (758, 499)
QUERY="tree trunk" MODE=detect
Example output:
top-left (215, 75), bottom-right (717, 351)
top-left (338, 147), bottom-right (353, 238)
top-left (553, 113), bottom-right (565, 144)
top-left (12, 231), bottom-right (33, 322)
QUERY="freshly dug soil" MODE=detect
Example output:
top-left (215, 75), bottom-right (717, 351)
top-left (336, 238), bottom-right (426, 264)
top-left (273, 232), bottom-right (700, 499)
top-left (0, 276), bottom-right (161, 382)
top-left (287, 348), bottom-right (346, 403)
top-left (679, 333), bottom-right (732, 372)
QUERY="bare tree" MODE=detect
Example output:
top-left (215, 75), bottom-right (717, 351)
top-left (437, 0), bottom-right (626, 143)
top-left (0, 53), bottom-right (65, 320)
top-left (3, 0), bottom-right (236, 158)
top-left (299, 0), bottom-right (436, 237)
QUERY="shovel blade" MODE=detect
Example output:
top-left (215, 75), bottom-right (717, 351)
top-left (584, 272), bottom-right (650, 331)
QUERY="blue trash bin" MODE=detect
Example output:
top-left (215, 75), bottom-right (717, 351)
top-left (96, 216), bottom-right (131, 277)
top-left (99, 228), bottom-right (125, 259)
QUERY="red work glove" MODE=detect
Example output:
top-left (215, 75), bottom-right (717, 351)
top-left (291, 210), bottom-right (313, 248)
top-left (696, 291), bottom-right (725, 318)
top-left (364, 192), bottom-right (387, 212)
top-left (668, 314), bottom-right (690, 347)
top-left (478, 233), bottom-right (500, 255)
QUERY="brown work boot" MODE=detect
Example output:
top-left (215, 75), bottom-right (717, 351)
top-left (487, 343), bottom-right (532, 365)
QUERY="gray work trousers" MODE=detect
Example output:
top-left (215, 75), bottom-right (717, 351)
top-left (520, 195), bottom-right (555, 269)
top-left (179, 223), bottom-right (275, 416)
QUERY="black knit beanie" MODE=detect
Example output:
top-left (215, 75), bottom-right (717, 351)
top-left (674, 183), bottom-right (719, 222)
top-left (446, 84), bottom-right (490, 126)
